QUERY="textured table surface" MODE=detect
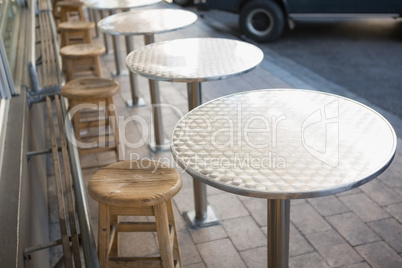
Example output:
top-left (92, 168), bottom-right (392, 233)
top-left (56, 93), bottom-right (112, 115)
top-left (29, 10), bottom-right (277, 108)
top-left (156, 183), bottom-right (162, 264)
top-left (97, 9), bottom-right (197, 36)
top-left (126, 38), bottom-right (264, 82)
top-left (171, 89), bottom-right (397, 199)
top-left (84, 0), bottom-right (161, 10)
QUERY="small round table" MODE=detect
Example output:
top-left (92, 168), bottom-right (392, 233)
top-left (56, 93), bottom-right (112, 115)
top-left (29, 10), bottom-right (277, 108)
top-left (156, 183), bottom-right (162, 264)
top-left (84, 0), bottom-right (161, 75)
top-left (98, 9), bottom-right (198, 108)
top-left (126, 38), bottom-right (263, 224)
top-left (85, 0), bottom-right (161, 10)
top-left (171, 89), bottom-right (397, 268)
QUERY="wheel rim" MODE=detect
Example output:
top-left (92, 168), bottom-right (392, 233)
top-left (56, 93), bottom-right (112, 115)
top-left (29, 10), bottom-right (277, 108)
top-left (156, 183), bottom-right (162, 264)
top-left (246, 9), bottom-right (273, 37)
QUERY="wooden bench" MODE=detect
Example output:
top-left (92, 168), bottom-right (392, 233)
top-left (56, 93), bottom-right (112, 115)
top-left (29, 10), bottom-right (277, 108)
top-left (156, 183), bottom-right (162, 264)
top-left (28, 0), bottom-right (62, 98)
top-left (24, 1), bottom-right (99, 267)
top-left (24, 93), bottom-right (100, 267)
top-left (46, 95), bottom-right (82, 268)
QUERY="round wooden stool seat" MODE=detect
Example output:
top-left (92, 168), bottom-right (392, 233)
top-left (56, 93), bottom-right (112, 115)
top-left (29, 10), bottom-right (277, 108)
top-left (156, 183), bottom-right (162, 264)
top-left (89, 160), bottom-right (182, 208)
top-left (61, 78), bottom-right (120, 100)
top-left (58, 21), bottom-right (95, 46)
top-left (56, 1), bottom-right (84, 8)
top-left (60, 44), bottom-right (105, 81)
top-left (58, 21), bottom-right (95, 31)
top-left (88, 160), bottom-right (183, 268)
top-left (60, 44), bottom-right (105, 58)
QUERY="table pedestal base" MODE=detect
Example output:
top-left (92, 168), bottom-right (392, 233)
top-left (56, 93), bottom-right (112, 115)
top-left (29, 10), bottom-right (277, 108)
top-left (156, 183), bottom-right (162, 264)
top-left (184, 178), bottom-right (219, 227)
top-left (267, 199), bottom-right (290, 268)
top-left (148, 139), bottom-right (170, 153)
top-left (126, 97), bottom-right (146, 108)
top-left (184, 206), bottom-right (219, 228)
top-left (111, 70), bottom-right (129, 77)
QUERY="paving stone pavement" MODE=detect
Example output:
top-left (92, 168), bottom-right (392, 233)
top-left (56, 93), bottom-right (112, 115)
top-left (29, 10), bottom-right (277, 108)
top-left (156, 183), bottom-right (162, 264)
top-left (72, 2), bottom-right (402, 267)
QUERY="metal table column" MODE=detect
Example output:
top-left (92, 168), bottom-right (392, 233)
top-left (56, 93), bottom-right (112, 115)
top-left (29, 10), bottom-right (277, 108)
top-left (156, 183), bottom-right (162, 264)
top-left (268, 199), bottom-right (290, 268)
top-left (186, 81), bottom-right (218, 224)
top-left (144, 34), bottom-right (169, 151)
top-left (99, 10), bottom-right (111, 54)
top-left (124, 36), bottom-right (146, 107)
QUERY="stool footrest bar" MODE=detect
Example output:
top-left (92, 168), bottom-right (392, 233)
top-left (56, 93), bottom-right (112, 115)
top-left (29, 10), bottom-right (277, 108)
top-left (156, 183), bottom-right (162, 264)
top-left (110, 206), bottom-right (154, 216)
top-left (108, 257), bottom-right (161, 268)
top-left (118, 222), bottom-right (157, 232)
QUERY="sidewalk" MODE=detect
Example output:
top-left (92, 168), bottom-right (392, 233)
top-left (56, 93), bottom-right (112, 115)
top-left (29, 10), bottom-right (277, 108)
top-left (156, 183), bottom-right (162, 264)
top-left (80, 2), bottom-right (402, 267)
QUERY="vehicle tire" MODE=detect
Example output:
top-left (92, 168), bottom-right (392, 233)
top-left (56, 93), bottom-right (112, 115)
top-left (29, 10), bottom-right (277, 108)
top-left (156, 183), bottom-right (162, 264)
top-left (239, 0), bottom-right (285, 42)
top-left (173, 0), bottom-right (193, 7)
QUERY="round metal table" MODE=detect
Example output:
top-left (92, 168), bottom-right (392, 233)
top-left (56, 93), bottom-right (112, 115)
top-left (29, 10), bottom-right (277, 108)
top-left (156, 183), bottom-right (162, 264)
top-left (84, 0), bottom-right (161, 75)
top-left (98, 9), bottom-right (198, 108)
top-left (126, 37), bottom-right (264, 224)
top-left (85, 0), bottom-right (161, 10)
top-left (171, 89), bottom-right (397, 268)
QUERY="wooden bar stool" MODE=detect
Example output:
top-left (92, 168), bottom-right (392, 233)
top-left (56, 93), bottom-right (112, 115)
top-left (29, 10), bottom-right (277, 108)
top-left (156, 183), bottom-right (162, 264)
top-left (56, 1), bottom-right (85, 22)
top-left (61, 78), bottom-right (120, 159)
top-left (58, 21), bottom-right (95, 47)
top-left (88, 160), bottom-right (182, 268)
top-left (60, 44), bottom-right (105, 81)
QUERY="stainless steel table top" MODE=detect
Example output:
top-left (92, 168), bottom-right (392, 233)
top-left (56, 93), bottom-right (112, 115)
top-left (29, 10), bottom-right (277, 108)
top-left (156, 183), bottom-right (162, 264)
top-left (97, 9), bottom-right (198, 36)
top-left (171, 89), bottom-right (397, 199)
top-left (126, 38), bottom-right (264, 82)
top-left (84, 0), bottom-right (161, 10)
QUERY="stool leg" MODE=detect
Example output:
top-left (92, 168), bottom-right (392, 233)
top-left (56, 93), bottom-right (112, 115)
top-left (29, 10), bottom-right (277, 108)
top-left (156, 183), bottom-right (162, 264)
top-left (65, 58), bottom-right (74, 82)
top-left (154, 202), bottom-right (175, 268)
top-left (98, 203), bottom-right (110, 268)
top-left (84, 30), bottom-right (93, 44)
top-left (60, 9), bottom-right (67, 22)
top-left (94, 55), bottom-right (102, 78)
top-left (78, 7), bottom-right (85, 21)
top-left (166, 200), bottom-right (181, 267)
top-left (61, 31), bottom-right (67, 47)
top-left (107, 97), bottom-right (120, 160)
top-left (71, 107), bottom-right (81, 142)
